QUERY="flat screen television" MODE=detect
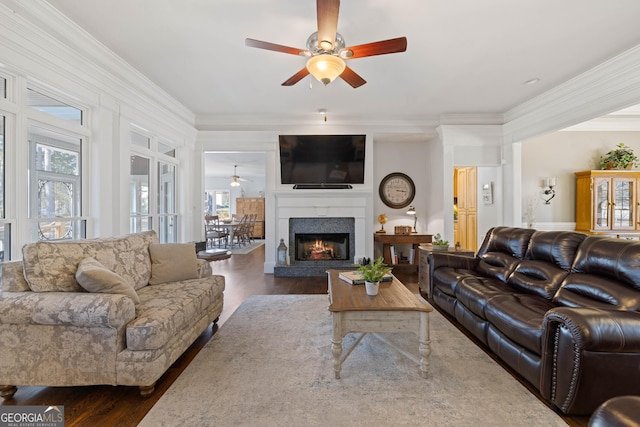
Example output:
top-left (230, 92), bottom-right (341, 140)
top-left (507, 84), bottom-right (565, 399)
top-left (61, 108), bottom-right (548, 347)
top-left (279, 135), bottom-right (366, 185)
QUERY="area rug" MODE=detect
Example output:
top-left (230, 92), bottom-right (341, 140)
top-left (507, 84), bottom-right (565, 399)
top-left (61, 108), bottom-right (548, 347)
top-left (139, 295), bottom-right (564, 427)
top-left (228, 240), bottom-right (264, 255)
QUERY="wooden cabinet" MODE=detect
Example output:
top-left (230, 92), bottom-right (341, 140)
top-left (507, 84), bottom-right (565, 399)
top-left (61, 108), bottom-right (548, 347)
top-left (373, 233), bottom-right (432, 273)
top-left (455, 167), bottom-right (477, 251)
top-left (575, 170), bottom-right (640, 238)
top-left (236, 197), bottom-right (265, 238)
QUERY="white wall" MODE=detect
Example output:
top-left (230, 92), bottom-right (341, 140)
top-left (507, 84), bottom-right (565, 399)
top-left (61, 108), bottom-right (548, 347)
top-left (521, 131), bottom-right (640, 227)
top-left (373, 136), bottom-right (431, 234)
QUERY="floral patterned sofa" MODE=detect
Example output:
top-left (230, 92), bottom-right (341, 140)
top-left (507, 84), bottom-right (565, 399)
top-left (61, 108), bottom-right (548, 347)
top-left (0, 231), bottom-right (224, 398)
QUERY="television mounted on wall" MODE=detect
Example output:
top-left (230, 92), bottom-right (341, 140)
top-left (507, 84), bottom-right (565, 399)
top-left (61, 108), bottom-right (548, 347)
top-left (279, 135), bottom-right (366, 187)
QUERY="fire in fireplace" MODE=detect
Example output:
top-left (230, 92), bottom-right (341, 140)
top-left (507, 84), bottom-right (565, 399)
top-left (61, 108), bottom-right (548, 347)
top-left (295, 233), bottom-right (349, 261)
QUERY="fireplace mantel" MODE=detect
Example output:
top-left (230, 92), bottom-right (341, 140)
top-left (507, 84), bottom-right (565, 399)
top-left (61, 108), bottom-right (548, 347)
top-left (268, 190), bottom-right (373, 274)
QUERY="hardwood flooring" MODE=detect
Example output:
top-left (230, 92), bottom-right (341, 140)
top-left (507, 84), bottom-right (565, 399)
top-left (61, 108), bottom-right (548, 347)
top-left (1, 245), bottom-right (589, 426)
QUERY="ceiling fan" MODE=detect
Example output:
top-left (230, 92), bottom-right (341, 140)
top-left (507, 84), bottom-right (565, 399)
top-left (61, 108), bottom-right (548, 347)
top-left (245, 0), bottom-right (407, 88)
top-left (229, 165), bottom-right (250, 187)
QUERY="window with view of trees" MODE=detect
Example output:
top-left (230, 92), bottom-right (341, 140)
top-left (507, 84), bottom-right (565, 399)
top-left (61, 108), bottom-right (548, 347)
top-left (28, 125), bottom-right (84, 241)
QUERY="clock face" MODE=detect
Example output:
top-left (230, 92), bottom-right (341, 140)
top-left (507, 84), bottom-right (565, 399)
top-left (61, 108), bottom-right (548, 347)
top-left (379, 173), bottom-right (415, 209)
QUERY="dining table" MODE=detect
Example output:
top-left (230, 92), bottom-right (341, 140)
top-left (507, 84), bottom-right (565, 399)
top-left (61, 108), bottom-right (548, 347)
top-left (217, 220), bottom-right (242, 248)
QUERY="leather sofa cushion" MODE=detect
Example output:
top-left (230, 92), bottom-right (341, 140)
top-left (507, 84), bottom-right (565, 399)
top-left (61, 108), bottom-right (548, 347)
top-left (525, 230), bottom-right (587, 270)
top-left (572, 237), bottom-right (640, 290)
top-left (432, 267), bottom-right (475, 297)
top-left (477, 226), bottom-right (535, 260)
top-left (508, 260), bottom-right (568, 300)
top-left (554, 273), bottom-right (640, 311)
top-left (455, 276), bottom-right (514, 319)
top-left (485, 294), bottom-right (556, 355)
top-left (476, 252), bottom-right (521, 282)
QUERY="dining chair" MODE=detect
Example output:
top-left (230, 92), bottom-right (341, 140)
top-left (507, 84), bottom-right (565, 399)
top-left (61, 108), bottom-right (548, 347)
top-left (205, 215), bottom-right (228, 248)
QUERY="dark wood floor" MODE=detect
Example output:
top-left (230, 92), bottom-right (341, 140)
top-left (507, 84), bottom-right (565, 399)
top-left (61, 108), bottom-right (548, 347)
top-left (1, 245), bottom-right (589, 426)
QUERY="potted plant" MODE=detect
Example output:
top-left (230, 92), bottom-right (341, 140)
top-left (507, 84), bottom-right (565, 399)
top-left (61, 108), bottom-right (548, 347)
top-left (357, 256), bottom-right (392, 296)
top-left (432, 233), bottom-right (449, 250)
top-left (599, 143), bottom-right (639, 170)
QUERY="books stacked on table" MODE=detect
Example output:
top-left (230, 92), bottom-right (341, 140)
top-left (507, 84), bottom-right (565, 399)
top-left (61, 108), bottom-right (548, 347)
top-left (338, 270), bottom-right (394, 285)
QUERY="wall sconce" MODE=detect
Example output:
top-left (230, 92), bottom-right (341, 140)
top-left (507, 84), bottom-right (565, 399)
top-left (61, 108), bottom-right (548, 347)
top-left (543, 177), bottom-right (556, 204)
top-left (406, 206), bottom-right (417, 233)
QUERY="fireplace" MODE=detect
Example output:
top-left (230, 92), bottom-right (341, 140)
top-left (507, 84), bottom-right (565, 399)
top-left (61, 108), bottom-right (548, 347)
top-left (271, 191), bottom-right (370, 276)
top-left (273, 216), bottom-right (356, 276)
top-left (295, 233), bottom-right (349, 261)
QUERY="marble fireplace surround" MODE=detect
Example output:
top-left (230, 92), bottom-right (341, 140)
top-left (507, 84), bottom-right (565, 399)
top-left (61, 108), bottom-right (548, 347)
top-left (273, 191), bottom-right (370, 276)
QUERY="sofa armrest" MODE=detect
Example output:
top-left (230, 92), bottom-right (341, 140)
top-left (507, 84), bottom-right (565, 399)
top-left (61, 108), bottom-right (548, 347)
top-left (0, 291), bottom-right (136, 329)
top-left (196, 258), bottom-right (212, 277)
top-left (544, 307), bottom-right (640, 352)
top-left (540, 307), bottom-right (640, 415)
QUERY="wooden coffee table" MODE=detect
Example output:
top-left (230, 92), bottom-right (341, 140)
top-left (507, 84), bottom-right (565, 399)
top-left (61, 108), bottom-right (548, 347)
top-left (327, 269), bottom-right (433, 379)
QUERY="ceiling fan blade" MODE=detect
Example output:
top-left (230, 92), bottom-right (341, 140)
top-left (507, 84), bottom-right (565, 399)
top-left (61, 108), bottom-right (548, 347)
top-left (317, 0), bottom-right (340, 50)
top-left (282, 68), bottom-right (310, 86)
top-left (245, 38), bottom-right (308, 56)
top-left (341, 37), bottom-right (407, 59)
top-left (340, 66), bottom-right (366, 88)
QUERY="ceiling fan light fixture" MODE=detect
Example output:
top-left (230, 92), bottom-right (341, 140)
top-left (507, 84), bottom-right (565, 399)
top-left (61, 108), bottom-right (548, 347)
top-left (230, 179), bottom-right (241, 187)
top-left (306, 54), bottom-right (345, 85)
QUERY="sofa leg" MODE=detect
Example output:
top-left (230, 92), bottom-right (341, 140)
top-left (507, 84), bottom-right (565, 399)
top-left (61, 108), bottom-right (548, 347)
top-left (139, 383), bottom-right (155, 397)
top-left (0, 385), bottom-right (17, 399)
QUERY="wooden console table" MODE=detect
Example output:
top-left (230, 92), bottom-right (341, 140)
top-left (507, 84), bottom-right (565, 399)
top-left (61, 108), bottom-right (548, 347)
top-left (373, 233), bottom-right (432, 272)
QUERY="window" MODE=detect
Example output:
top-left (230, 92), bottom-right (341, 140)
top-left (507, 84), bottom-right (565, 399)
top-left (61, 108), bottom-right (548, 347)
top-left (0, 115), bottom-right (6, 260)
top-left (130, 129), bottom-right (179, 242)
top-left (205, 190), bottom-right (230, 219)
top-left (0, 77), bottom-right (6, 99)
top-left (130, 154), bottom-right (151, 233)
top-left (0, 115), bottom-right (4, 219)
top-left (158, 141), bottom-right (176, 157)
top-left (28, 124), bottom-right (84, 240)
top-left (27, 88), bottom-right (83, 124)
top-left (131, 132), bottom-right (150, 149)
top-left (158, 162), bottom-right (176, 243)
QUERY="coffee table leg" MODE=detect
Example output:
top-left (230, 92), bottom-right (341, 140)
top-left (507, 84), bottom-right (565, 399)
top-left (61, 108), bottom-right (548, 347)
top-left (418, 311), bottom-right (431, 378)
top-left (331, 313), bottom-right (343, 379)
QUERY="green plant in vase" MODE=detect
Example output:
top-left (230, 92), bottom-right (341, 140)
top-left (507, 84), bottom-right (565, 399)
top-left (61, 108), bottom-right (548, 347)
top-left (599, 143), bottom-right (638, 170)
top-left (357, 257), bottom-right (392, 296)
top-left (432, 233), bottom-right (449, 250)
top-left (357, 257), bottom-right (392, 283)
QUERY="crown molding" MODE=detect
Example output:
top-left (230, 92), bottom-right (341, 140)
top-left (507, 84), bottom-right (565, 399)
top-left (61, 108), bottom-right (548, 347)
top-left (438, 113), bottom-right (505, 126)
top-left (0, 1), bottom-right (195, 136)
top-left (561, 116), bottom-right (640, 132)
top-left (194, 113), bottom-right (440, 133)
top-left (503, 44), bottom-right (640, 142)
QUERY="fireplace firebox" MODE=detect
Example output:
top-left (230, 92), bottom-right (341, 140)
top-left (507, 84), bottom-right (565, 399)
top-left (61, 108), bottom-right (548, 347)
top-left (295, 233), bottom-right (349, 261)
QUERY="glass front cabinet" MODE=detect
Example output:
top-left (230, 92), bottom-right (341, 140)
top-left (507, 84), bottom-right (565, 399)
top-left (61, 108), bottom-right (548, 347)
top-left (575, 170), bottom-right (640, 238)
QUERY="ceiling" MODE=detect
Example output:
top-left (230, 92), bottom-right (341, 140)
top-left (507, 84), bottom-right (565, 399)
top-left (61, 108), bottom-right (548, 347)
top-left (41, 1), bottom-right (640, 180)
top-left (204, 152), bottom-right (266, 181)
top-left (46, 0), bottom-right (640, 127)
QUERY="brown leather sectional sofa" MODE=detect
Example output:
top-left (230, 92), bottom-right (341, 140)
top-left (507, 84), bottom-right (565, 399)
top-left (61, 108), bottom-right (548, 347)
top-left (429, 226), bottom-right (640, 415)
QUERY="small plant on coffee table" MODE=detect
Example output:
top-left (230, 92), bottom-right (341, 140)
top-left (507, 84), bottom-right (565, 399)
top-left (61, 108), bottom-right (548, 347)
top-left (357, 257), bottom-right (392, 283)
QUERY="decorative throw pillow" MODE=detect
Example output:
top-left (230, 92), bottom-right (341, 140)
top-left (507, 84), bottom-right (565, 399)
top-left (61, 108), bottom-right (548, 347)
top-left (148, 243), bottom-right (198, 285)
top-left (75, 257), bottom-right (140, 304)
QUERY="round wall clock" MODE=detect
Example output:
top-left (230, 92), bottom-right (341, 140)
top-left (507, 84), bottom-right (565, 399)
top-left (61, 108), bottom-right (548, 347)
top-left (379, 172), bottom-right (416, 209)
